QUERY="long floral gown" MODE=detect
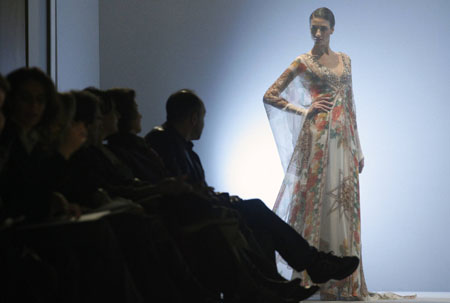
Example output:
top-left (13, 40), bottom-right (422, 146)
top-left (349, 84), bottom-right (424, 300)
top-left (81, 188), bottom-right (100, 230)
top-left (263, 52), bottom-right (368, 300)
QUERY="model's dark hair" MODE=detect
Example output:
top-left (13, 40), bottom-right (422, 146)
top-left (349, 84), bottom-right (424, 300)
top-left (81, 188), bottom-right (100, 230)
top-left (5, 67), bottom-right (59, 128)
top-left (310, 7), bottom-right (335, 29)
top-left (71, 90), bottom-right (100, 125)
top-left (106, 88), bottom-right (136, 133)
top-left (166, 89), bottom-right (203, 123)
top-left (0, 73), bottom-right (10, 93)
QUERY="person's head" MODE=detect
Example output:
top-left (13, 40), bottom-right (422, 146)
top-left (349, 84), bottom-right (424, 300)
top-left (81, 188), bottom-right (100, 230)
top-left (72, 90), bottom-right (102, 145)
top-left (309, 7), bottom-right (335, 46)
top-left (166, 89), bottom-right (205, 140)
top-left (84, 86), bottom-right (119, 139)
top-left (5, 67), bottom-right (58, 132)
top-left (106, 88), bottom-right (142, 134)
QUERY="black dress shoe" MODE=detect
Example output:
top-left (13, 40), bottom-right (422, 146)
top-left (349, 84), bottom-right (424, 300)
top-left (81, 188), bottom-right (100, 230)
top-left (307, 252), bottom-right (359, 284)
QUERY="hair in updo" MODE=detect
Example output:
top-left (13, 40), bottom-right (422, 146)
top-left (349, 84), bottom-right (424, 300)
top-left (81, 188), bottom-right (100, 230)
top-left (310, 7), bottom-right (335, 29)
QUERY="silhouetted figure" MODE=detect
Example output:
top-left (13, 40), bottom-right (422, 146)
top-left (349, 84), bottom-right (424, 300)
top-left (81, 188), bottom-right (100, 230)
top-left (106, 88), bottom-right (167, 183)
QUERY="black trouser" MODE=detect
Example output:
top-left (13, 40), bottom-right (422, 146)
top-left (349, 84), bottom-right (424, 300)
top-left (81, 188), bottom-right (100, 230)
top-left (155, 194), bottom-right (289, 298)
top-left (232, 199), bottom-right (318, 272)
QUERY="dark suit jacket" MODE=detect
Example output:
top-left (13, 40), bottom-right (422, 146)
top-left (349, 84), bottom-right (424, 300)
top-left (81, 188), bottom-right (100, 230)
top-left (145, 123), bottom-right (207, 187)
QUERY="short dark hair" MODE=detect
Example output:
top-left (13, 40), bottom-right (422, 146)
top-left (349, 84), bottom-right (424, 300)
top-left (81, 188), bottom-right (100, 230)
top-left (166, 89), bottom-right (203, 123)
top-left (5, 67), bottom-right (59, 128)
top-left (106, 88), bottom-right (136, 133)
top-left (71, 90), bottom-right (100, 125)
top-left (310, 7), bottom-right (335, 29)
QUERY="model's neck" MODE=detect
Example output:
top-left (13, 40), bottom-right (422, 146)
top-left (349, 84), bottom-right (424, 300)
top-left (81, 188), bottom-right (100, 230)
top-left (311, 44), bottom-right (332, 58)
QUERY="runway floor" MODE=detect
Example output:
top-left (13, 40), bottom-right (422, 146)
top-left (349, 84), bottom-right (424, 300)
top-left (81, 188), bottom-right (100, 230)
top-left (306, 292), bottom-right (450, 303)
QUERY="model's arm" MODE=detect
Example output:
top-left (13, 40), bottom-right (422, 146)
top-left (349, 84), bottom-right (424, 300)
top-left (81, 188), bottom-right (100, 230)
top-left (263, 58), bottom-right (333, 115)
top-left (263, 58), bottom-right (308, 115)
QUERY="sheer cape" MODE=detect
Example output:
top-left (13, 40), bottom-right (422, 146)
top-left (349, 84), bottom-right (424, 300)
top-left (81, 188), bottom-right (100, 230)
top-left (263, 68), bottom-right (311, 223)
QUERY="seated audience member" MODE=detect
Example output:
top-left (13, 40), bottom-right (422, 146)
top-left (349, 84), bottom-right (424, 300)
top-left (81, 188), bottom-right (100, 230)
top-left (0, 67), bottom-right (68, 219)
top-left (0, 74), bottom-right (51, 302)
top-left (105, 88), bottom-right (168, 183)
top-left (145, 89), bottom-right (360, 287)
top-left (0, 68), bottom-right (143, 303)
